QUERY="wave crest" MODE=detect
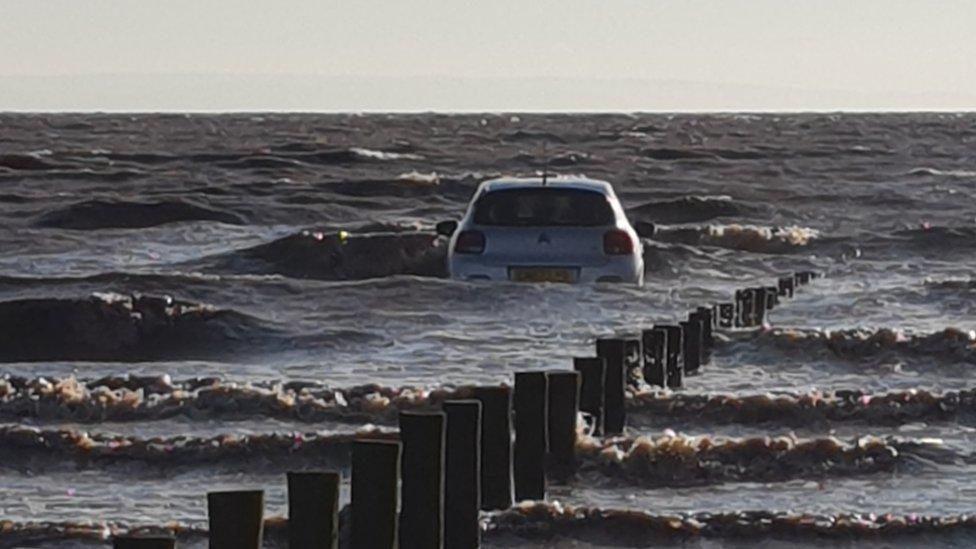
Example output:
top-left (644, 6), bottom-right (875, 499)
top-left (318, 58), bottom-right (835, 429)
top-left (0, 294), bottom-right (271, 362)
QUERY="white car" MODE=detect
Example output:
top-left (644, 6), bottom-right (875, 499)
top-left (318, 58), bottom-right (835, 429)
top-left (437, 176), bottom-right (651, 285)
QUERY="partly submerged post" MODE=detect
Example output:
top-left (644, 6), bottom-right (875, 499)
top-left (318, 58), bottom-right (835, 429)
top-left (657, 324), bottom-right (683, 388)
top-left (442, 400), bottom-right (481, 549)
top-left (352, 439), bottom-right (400, 549)
top-left (113, 538), bottom-right (176, 549)
top-left (695, 306), bottom-right (715, 363)
top-left (680, 317), bottom-right (703, 375)
top-left (641, 328), bottom-right (668, 388)
top-left (718, 303), bottom-right (735, 329)
top-left (513, 372), bottom-right (547, 502)
top-left (207, 490), bottom-right (264, 549)
top-left (546, 370), bottom-right (579, 478)
top-left (778, 276), bottom-right (795, 298)
top-left (595, 338), bottom-right (627, 435)
top-left (288, 471), bottom-right (339, 549)
top-left (623, 337), bottom-right (643, 387)
top-left (472, 386), bottom-right (513, 510)
top-left (753, 287), bottom-right (768, 326)
top-left (738, 289), bottom-right (755, 327)
top-left (572, 357), bottom-right (605, 434)
top-left (398, 411), bottom-right (446, 549)
top-left (764, 286), bottom-right (779, 309)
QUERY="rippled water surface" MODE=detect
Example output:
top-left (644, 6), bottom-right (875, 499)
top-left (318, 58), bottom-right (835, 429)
top-left (0, 113), bottom-right (974, 547)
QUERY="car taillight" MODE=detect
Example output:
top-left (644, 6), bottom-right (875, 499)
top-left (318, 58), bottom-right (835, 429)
top-left (454, 230), bottom-right (485, 254)
top-left (603, 229), bottom-right (633, 255)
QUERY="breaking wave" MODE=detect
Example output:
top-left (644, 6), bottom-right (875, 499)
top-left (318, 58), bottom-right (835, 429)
top-left (0, 152), bottom-right (66, 171)
top-left (0, 376), bottom-right (488, 423)
top-left (0, 424), bottom-right (394, 467)
top-left (653, 223), bottom-right (820, 253)
top-left (0, 293), bottom-right (274, 362)
top-left (886, 226), bottom-right (976, 254)
top-left (925, 277), bottom-right (976, 292)
top-left (629, 387), bottom-right (976, 426)
top-left (491, 503), bottom-right (976, 543)
top-left (6, 375), bottom-right (973, 428)
top-left (205, 229), bottom-right (447, 280)
top-left (574, 433), bottom-right (919, 486)
top-left (738, 327), bottom-right (976, 365)
top-left (905, 167), bottom-right (976, 178)
top-left (35, 199), bottom-right (246, 230)
top-left (628, 195), bottom-right (767, 223)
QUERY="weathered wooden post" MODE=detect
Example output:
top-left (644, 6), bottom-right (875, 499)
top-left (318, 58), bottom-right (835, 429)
top-left (641, 328), bottom-right (667, 388)
top-left (113, 538), bottom-right (176, 549)
top-left (622, 337), bottom-right (642, 387)
top-left (352, 439), bottom-right (401, 549)
top-left (779, 276), bottom-right (795, 298)
top-left (595, 338), bottom-right (627, 435)
top-left (718, 303), bottom-right (735, 328)
top-left (288, 471), bottom-right (339, 549)
top-left (514, 372), bottom-right (547, 502)
top-left (207, 490), bottom-right (264, 549)
top-left (472, 386), bottom-right (513, 510)
top-left (572, 357), bottom-right (605, 433)
top-left (796, 271), bottom-right (816, 285)
top-left (764, 286), bottom-right (779, 309)
top-left (680, 317), bottom-right (703, 375)
top-left (695, 306), bottom-right (715, 363)
top-left (735, 289), bottom-right (751, 326)
top-left (398, 411), bottom-right (446, 549)
top-left (546, 371), bottom-right (579, 478)
top-left (656, 324), bottom-right (683, 388)
top-left (442, 400), bottom-right (481, 549)
top-left (753, 287), bottom-right (768, 326)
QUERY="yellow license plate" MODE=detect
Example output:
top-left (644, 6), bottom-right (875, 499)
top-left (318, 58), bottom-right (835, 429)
top-left (510, 268), bottom-right (574, 283)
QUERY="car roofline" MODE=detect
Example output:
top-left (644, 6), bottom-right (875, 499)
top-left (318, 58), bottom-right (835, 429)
top-left (478, 176), bottom-right (614, 196)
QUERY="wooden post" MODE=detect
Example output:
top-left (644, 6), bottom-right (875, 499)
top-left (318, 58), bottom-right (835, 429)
top-left (595, 338), bottom-right (627, 435)
top-left (718, 303), bottom-right (735, 328)
top-left (287, 471), bottom-right (339, 549)
top-left (207, 490), bottom-right (264, 549)
top-left (680, 317), bottom-right (703, 375)
top-left (764, 286), bottom-right (779, 309)
top-left (778, 276), bottom-right (795, 298)
top-left (442, 400), bottom-right (481, 549)
top-left (546, 371), bottom-right (579, 479)
top-left (113, 538), bottom-right (176, 549)
top-left (352, 439), bottom-right (400, 549)
top-left (472, 386), bottom-right (513, 511)
top-left (656, 325), bottom-right (683, 388)
top-left (753, 287), bottom-right (768, 326)
top-left (641, 328), bottom-right (667, 388)
top-left (695, 306), bottom-right (715, 363)
top-left (572, 357), bottom-right (605, 434)
top-left (513, 372), bottom-right (547, 502)
top-left (623, 337), bottom-right (642, 387)
top-left (398, 411), bottom-right (445, 549)
top-left (738, 289), bottom-right (755, 327)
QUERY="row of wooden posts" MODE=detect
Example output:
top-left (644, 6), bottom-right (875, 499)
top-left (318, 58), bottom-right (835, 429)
top-left (113, 271), bottom-right (819, 549)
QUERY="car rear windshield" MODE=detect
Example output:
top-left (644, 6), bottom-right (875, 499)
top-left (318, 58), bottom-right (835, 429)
top-left (473, 188), bottom-right (615, 226)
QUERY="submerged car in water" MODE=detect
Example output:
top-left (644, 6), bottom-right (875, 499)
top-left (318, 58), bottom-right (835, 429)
top-left (437, 176), bottom-right (652, 285)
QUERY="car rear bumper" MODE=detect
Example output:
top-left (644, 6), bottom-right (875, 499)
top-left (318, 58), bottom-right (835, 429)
top-left (449, 256), bottom-right (644, 285)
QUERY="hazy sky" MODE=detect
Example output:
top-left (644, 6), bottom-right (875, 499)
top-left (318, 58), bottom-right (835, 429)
top-left (2, 0), bottom-right (975, 110)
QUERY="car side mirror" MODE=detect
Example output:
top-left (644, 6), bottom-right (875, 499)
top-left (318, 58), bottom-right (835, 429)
top-left (635, 221), bottom-right (656, 238)
top-left (435, 220), bottom-right (458, 237)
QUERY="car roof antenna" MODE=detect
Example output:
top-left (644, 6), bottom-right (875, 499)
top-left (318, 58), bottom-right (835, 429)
top-left (541, 140), bottom-right (549, 185)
